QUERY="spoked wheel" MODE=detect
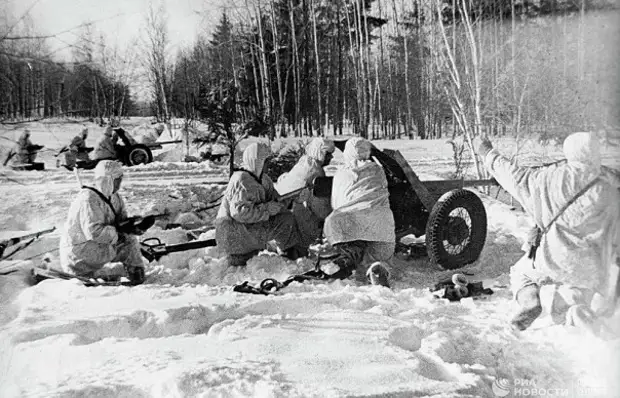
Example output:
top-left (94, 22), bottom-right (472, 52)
top-left (125, 144), bottom-right (153, 166)
top-left (425, 189), bottom-right (487, 270)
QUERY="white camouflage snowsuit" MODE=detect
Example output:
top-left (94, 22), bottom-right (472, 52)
top-left (133, 124), bottom-right (164, 145)
top-left (483, 132), bottom-right (620, 316)
top-left (15, 130), bottom-right (37, 163)
top-left (324, 137), bottom-right (396, 270)
top-left (64, 129), bottom-right (90, 168)
top-left (93, 127), bottom-right (118, 161)
top-left (215, 142), bottom-right (301, 258)
top-left (59, 160), bottom-right (144, 276)
top-left (277, 138), bottom-right (335, 246)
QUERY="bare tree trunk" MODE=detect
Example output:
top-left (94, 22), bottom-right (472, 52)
top-left (289, 0), bottom-right (301, 136)
top-left (145, 2), bottom-right (171, 122)
top-left (253, 2), bottom-right (273, 138)
top-left (393, 0), bottom-right (413, 139)
top-left (336, 1), bottom-right (343, 135)
top-left (435, 0), bottom-right (484, 179)
top-left (248, 37), bottom-right (262, 111)
top-left (270, 1), bottom-right (286, 137)
top-left (310, 0), bottom-right (323, 136)
top-left (345, 0), bottom-right (362, 136)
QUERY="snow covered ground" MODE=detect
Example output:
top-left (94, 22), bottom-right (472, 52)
top-left (1, 120), bottom-right (619, 397)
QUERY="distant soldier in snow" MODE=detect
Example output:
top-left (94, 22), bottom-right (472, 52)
top-left (59, 160), bottom-right (145, 284)
top-left (479, 132), bottom-right (620, 332)
top-left (323, 137), bottom-right (394, 288)
top-left (93, 126), bottom-right (120, 161)
top-left (277, 138), bottom-right (336, 247)
top-left (63, 128), bottom-right (91, 169)
top-left (134, 124), bottom-right (165, 145)
top-left (15, 129), bottom-right (42, 164)
top-left (215, 142), bottom-right (304, 266)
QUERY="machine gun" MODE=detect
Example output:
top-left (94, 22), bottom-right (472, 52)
top-left (140, 237), bottom-right (217, 262)
top-left (0, 227), bottom-right (56, 260)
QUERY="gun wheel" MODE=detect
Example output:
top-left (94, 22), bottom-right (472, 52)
top-left (425, 189), bottom-right (487, 270)
top-left (125, 144), bottom-right (153, 166)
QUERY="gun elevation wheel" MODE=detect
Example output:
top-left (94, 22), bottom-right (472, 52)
top-left (425, 189), bottom-right (487, 270)
top-left (125, 144), bottom-right (153, 166)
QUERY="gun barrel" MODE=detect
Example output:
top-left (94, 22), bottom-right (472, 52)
top-left (164, 239), bottom-right (217, 254)
top-left (278, 186), bottom-right (306, 201)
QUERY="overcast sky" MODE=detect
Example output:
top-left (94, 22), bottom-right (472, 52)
top-left (9, 0), bottom-right (236, 59)
top-left (6, 0), bottom-right (246, 100)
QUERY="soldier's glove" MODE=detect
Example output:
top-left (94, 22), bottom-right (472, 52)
top-left (125, 265), bottom-right (145, 286)
top-left (134, 215), bottom-right (156, 233)
top-left (266, 201), bottom-right (284, 216)
top-left (117, 215), bottom-right (156, 236)
top-left (478, 137), bottom-right (493, 158)
top-left (116, 220), bottom-right (137, 235)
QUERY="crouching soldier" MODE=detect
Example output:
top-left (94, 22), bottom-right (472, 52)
top-left (277, 138), bottom-right (336, 247)
top-left (15, 130), bottom-right (42, 163)
top-left (93, 126), bottom-right (120, 161)
top-left (59, 160), bottom-right (145, 284)
top-left (63, 128), bottom-right (91, 169)
top-left (323, 137), bottom-right (394, 287)
top-left (215, 142), bottom-right (305, 266)
top-left (479, 132), bottom-right (620, 332)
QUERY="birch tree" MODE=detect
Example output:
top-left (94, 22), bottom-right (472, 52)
top-left (144, 1), bottom-right (171, 122)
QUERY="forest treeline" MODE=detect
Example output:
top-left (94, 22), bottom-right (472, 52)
top-left (1, 0), bottom-right (619, 140)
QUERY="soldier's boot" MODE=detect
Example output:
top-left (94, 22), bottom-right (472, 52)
top-left (366, 262), bottom-right (390, 288)
top-left (511, 284), bottom-right (543, 331)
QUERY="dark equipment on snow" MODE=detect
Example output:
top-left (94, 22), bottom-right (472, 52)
top-left (3, 145), bottom-right (46, 171)
top-left (139, 237), bottom-right (218, 263)
top-left (69, 128), bottom-right (181, 170)
top-left (431, 272), bottom-right (494, 301)
top-left (432, 274), bottom-right (493, 301)
top-left (0, 227), bottom-right (56, 260)
top-left (325, 139), bottom-right (499, 270)
top-left (232, 251), bottom-right (340, 295)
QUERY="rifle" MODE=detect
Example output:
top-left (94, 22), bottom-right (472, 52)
top-left (0, 227), bottom-right (56, 259)
top-left (2, 150), bottom-right (15, 166)
top-left (116, 213), bottom-right (170, 235)
top-left (56, 146), bottom-right (69, 156)
top-left (140, 237), bottom-right (217, 262)
top-left (56, 146), bottom-right (94, 157)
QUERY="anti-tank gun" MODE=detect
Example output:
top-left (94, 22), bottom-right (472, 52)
top-left (318, 139), bottom-right (499, 270)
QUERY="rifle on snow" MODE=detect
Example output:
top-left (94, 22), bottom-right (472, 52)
top-left (0, 227), bottom-right (56, 260)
